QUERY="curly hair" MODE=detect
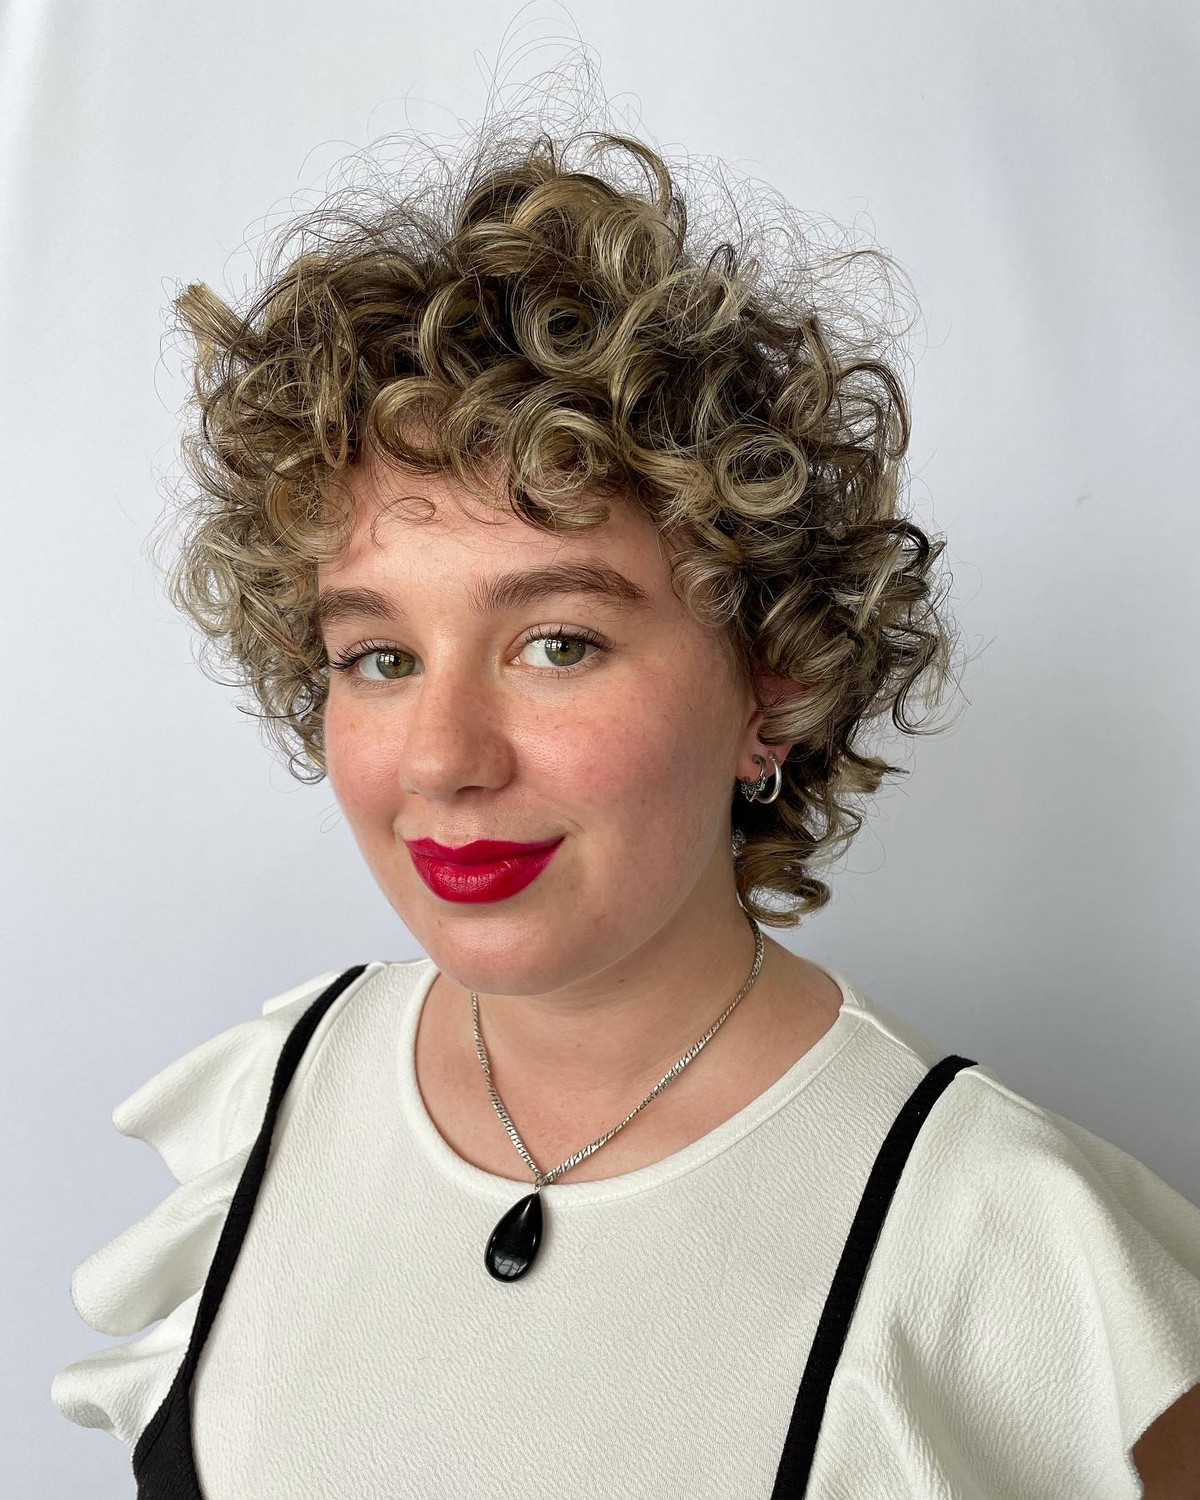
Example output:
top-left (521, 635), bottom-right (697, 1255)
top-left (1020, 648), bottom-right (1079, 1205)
top-left (151, 117), bottom-right (962, 929)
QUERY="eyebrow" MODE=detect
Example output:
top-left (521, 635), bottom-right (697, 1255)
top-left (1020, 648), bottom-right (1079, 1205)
top-left (315, 561), bottom-right (654, 632)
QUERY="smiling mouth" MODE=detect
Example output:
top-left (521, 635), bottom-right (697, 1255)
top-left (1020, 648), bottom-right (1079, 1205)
top-left (404, 836), bottom-right (565, 866)
top-left (406, 838), bottom-right (564, 904)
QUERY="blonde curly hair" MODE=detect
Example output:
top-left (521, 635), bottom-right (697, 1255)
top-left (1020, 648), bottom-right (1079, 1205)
top-left (153, 120), bottom-right (962, 929)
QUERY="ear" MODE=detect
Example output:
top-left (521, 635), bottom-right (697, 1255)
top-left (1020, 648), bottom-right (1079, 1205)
top-left (737, 666), bottom-right (817, 782)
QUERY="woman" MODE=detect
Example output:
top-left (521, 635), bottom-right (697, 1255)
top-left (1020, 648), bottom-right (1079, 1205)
top-left (52, 124), bottom-right (1200, 1497)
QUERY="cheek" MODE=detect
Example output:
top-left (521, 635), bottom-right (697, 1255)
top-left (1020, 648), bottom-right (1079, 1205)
top-left (322, 700), bottom-right (397, 812)
top-left (547, 710), bottom-right (640, 793)
top-left (555, 688), bottom-right (728, 852)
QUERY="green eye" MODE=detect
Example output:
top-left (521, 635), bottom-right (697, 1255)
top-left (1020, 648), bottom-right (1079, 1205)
top-left (517, 631), bottom-right (600, 673)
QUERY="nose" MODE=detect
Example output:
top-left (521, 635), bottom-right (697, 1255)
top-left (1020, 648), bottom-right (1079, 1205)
top-left (395, 657), bottom-right (514, 799)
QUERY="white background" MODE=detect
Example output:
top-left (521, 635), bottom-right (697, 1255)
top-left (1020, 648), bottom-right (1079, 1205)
top-left (3, 0), bottom-right (1197, 1490)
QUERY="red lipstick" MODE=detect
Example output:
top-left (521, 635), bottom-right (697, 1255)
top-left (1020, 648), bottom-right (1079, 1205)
top-left (404, 836), bottom-right (565, 904)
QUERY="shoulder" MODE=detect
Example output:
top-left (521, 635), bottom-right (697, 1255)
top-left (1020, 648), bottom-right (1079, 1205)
top-left (109, 965), bottom-right (353, 1180)
top-left (911, 1063), bottom-right (1200, 1287)
top-left (820, 1060), bottom-right (1200, 1497)
top-left (49, 960), bottom-right (397, 1451)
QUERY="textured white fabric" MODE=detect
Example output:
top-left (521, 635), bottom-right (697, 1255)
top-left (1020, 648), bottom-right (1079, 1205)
top-left (51, 958), bottom-right (1200, 1498)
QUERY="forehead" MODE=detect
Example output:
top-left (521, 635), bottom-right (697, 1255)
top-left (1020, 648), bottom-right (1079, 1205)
top-left (323, 457), bottom-right (675, 580)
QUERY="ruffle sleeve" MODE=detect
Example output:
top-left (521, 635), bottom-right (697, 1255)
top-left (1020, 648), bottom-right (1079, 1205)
top-left (50, 967), bottom-right (345, 1450)
top-left (818, 1063), bottom-right (1200, 1498)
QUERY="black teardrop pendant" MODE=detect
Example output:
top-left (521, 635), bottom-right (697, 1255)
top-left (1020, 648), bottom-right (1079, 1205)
top-left (485, 1190), bottom-right (543, 1281)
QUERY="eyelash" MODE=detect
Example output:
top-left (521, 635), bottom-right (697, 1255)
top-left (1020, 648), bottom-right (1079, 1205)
top-left (325, 624), bottom-right (612, 687)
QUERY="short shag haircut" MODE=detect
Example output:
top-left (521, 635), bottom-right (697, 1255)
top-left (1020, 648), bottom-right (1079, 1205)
top-left (154, 110), bottom-right (962, 929)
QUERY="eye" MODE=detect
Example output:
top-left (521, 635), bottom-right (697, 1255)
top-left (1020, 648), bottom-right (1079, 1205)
top-left (327, 641), bottom-right (414, 684)
top-left (326, 626), bottom-right (610, 687)
top-left (514, 625), bottom-right (609, 676)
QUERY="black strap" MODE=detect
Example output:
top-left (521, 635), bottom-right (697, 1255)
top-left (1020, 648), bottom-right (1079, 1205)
top-left (769, 1053), bottom-right (978, 1497)
top-left (132, 965), bottom-right (369, 1498)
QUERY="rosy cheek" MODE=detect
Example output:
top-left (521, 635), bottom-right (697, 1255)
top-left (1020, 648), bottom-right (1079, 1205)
top-left (565, 735), bottom-right (645, 807)
top-left (324, 708), bottom-right (380, 795)
top-left (325, 711), bottom-right (357, 752)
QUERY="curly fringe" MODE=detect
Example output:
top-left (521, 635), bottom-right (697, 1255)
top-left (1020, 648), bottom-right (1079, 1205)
top-left (150, 104), bottom-right (963, 928)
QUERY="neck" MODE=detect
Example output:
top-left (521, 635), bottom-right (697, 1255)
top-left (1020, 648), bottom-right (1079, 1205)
top-left (431, 904), bottom-right (788, 1117)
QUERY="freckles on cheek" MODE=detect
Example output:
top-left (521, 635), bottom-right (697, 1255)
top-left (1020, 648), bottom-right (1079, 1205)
top-left (325, 708), bottom-right (393, 805)
top-left (559, 721), bottom-right (648, 807)
top-left (323, 703), bottom-right (358, 770)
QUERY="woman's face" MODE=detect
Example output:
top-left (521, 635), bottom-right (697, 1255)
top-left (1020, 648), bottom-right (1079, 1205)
top-left (317, 456), bottom-right (767, 995)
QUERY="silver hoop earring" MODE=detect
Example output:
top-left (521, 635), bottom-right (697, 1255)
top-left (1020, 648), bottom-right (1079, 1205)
top-left (737, 753), bottom-right (782, 805)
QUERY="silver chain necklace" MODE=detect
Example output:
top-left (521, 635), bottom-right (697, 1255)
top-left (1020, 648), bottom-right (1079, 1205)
top-left (472, 914), bottom-right (765, 1281)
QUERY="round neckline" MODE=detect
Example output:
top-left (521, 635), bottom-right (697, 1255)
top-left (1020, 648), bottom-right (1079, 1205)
top-left (392, 955), bottom-right (865, 1207)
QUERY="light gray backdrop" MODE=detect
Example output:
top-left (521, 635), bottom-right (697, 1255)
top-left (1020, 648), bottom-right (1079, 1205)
top-left (4, 0), bottom-right (1197, 1492)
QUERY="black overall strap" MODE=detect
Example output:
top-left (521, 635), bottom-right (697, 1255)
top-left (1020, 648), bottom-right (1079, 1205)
top-left (132, 965), bottom-right (370, 1499)
top-left (769, 1052), bottom-right (978, 1498)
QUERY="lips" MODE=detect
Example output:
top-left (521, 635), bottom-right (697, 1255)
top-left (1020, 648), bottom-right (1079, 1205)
top-left (406, 837), bottom-right (564, 904)
top-left (404, 836), bottom-right (564, 866)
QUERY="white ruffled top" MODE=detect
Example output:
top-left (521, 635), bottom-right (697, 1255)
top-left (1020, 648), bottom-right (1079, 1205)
top-left (51, 958), bottom-right (1200, 1499)
top-left (51, 966), bottom-right (349, 1448)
